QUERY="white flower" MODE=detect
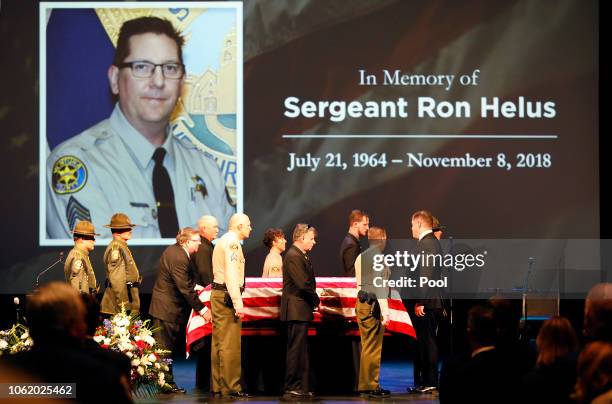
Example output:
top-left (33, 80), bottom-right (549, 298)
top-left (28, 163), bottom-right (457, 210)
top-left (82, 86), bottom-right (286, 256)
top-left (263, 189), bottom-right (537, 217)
top-left (140, 356), bottom-right (151, 367)
top-left (114, 326), bottom-right (128, 337)
top-left (93, 335), bottom-right (104, 343)
top-left (134, 335), bottom-right (141, 341)
top-left (144, 335), bottom-right (156, 346)
top-left (20, 332), bottom-right (29, 340)
top-left (154, 362), bottom-right (161, 369)
top-left (131, 358), bottom-right (140, 367)
top-left (125, 351), bottom-right (133, 358)
top-left (0, 339), bottom-right (8, 350)
top-left (158, 372), bottom-right (165, 386)
top-left (114, 315), bottom-right (130, 328)
top-left (148, 353), bottom-right (157, 362)
top-left (137, 366), bottom-right (145, 376)
top-left (103, 338), bottom-right (111, 346)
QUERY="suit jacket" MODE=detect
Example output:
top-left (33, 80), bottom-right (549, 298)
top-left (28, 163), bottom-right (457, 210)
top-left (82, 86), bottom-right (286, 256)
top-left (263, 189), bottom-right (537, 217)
top-left (192, 238), bottom-right (214, 286)
top-left (415, 232), bottom-right (443, 309)
top-left (339, 233), bottom-right (361, 277)
top-left (149, 244), bottom-right (204, 323)
top-left (281, 245), bottom-right (320, 321)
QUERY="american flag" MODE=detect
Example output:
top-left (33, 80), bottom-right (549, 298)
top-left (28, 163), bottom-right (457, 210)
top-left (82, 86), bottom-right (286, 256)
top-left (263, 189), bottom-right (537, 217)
top-left (186, 277), bottom-right (415, 357)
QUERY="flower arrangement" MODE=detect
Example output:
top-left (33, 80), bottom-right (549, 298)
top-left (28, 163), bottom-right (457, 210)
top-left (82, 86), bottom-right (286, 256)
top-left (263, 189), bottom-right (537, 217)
top-left (0, 324), bottom-right (33, 356)
top-left (94, 306), bottom-right (172, 392)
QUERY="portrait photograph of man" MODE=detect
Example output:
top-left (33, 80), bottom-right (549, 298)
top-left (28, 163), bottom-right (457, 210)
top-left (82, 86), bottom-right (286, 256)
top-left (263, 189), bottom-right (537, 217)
top-left (40, 3), bottom-right (243, 244)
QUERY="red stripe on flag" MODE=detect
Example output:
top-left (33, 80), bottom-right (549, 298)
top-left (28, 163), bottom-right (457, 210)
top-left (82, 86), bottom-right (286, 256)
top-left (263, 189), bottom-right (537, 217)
top-left (244, 296), bottom-right (281, 307)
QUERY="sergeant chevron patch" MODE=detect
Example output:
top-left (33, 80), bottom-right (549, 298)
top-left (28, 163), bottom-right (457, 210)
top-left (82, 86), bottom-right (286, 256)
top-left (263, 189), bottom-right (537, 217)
top-left (66, 196), bottom-right (92, 231)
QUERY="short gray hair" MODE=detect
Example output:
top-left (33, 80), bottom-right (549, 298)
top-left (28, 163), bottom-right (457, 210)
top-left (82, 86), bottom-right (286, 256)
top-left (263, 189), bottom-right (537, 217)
top-left (292, 223), bottom-right (317, 241)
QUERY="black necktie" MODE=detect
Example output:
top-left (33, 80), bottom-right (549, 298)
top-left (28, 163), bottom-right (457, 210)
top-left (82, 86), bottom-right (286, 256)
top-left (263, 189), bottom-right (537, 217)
top-left (152, 147), bottom-right (179, 237)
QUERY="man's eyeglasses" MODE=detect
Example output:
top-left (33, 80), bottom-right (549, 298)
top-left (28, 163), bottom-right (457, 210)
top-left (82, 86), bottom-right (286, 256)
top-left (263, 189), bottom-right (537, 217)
top-left (189, 238), bottom-right (202, 243)
top-left (118, 61), bottom-right (185, 79)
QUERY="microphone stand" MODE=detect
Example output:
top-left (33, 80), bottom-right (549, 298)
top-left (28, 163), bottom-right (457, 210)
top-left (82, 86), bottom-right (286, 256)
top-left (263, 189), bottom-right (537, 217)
top-left (36, 252), bottom-right (65, 288)
top-left (14, 297), bottom-right (21, 324)
top-left (521, 257), bottom-right (535, 341)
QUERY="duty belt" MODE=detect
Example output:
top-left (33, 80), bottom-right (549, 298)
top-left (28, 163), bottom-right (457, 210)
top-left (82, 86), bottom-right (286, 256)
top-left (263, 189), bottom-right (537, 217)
top-left (212, 282), bottom-right (227, 291)
top-left (105, 280), bottom-right (141, 303)
top-left (212, 282), bottom-right (245, 293)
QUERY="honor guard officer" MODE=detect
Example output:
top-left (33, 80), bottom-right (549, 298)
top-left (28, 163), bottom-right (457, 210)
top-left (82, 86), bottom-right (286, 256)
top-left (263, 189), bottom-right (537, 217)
top-left (262, 228), bottom-right (286, 277)
top-left (211, 213), bottom-right (252, 398)
top-left (46, 16), bottom-right (234, 240)
top-left (64, 220), bottom-right (99, 294)
top-left (354, 227), bottom-right (391, 398)
top-left (100, 213), bottom-right (141, 315)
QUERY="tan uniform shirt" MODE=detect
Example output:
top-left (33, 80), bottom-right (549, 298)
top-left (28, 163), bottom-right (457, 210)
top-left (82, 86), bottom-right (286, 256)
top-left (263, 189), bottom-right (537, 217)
top-left (64, 245), bottom-right (97, 293)
top-left (101, 238), bottom-right (141, 313)
top-left (262, 250), bottom-right (283, 277)
top-left (212, 231), bottom-right (245, 310)
top-left (355, 252), bottom-right (389, 318)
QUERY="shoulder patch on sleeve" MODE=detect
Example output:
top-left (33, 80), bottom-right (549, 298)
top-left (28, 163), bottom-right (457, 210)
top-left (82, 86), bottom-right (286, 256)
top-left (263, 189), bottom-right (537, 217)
top-left (230, 242), bottom-right (239, 250)
top-left (52, 155), bottom-right (88, 195)
top-left (72, 259), bottom-right (83, 273)
top-left (111, 249), bottom-right (120, 261)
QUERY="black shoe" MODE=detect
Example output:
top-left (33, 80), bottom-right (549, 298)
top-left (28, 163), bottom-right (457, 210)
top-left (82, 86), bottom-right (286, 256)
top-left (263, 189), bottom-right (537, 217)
top-left (284, 390), bottom-right (311, 399)
top-left (369, 388), bottom-right (391, 398)
top-left (406, 385), bottom-right (421, 393)
top-left (165, 385), bottom-right (186, 394)
top-left (228, 391), bottom-right (251, 398)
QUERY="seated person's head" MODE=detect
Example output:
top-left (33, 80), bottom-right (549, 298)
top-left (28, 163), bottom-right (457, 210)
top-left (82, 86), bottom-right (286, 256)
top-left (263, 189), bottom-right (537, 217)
top-left (573, 341), bottom-right (612, 404)
top-left (584, 283), bottom-right (612, 342)
top-left (467, 305), bottom-right (497, 351)
top-left (27, 282), bottom-right (87, 343)
top-left (488, 296), bottom-right (521, 344)
top-left (535, 316), bottom-right (578, 366)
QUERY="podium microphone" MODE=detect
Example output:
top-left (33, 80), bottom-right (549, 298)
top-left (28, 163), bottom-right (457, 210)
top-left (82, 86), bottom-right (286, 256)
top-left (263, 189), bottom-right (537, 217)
top-left (14, 297), bottom-right (21, 324)
top-left (36, 251), bottom-right (65, 288)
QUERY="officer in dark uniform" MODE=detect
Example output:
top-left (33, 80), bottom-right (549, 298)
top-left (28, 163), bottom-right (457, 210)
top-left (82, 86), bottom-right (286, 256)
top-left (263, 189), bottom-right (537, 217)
top-left (64, 220), bottom-right (99, 294)
top-left (100, 213), bottom-right (141, 315)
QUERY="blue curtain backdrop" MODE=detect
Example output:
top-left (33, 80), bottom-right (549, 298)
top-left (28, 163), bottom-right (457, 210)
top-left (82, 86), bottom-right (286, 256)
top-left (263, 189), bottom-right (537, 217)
top-left (46, 8), bottom-right (115, 150)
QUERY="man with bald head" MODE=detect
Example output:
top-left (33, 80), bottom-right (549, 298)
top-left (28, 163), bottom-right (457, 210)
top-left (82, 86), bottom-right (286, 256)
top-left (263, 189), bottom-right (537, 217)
top-left (210, 213), bottom-right (252, 398)
top-left (192, 215), bottom-right (219, 392)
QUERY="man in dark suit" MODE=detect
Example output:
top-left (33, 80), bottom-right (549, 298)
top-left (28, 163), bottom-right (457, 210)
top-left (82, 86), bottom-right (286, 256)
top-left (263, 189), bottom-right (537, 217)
top-left (339, 209), bottom-right (369, 277)
top-left (409, 210), bottom-right (444, 394)
top-left (192, 215), bottom-right (219, 392)
top-left (149, 227), bottom-right (211, 393)
top-left (339, 210), bottom-right (369, 390)
top-left (281, 223), bottom-right (320, 399)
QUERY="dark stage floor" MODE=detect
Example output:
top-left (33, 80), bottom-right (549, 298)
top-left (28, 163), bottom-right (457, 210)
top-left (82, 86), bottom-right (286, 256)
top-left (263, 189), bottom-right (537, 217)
top-left (135, 360), bottom-right (439, 403)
